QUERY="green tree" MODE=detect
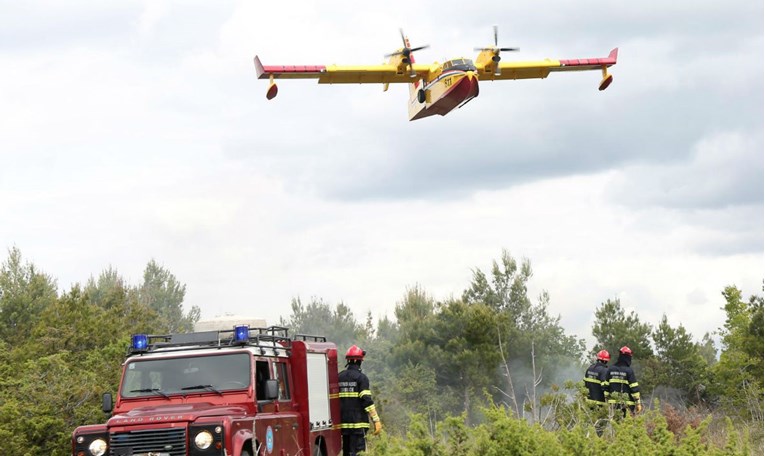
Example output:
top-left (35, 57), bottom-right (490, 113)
top-left (0, 247), bottom-right (58, 342)
top-left (387, 287), bottom-right (500, 422)
top-left (280, 296), bottom-right (367, 349)
top-left (462, 251), bottom-right (584, 419)
top-left (138, 259), bottom-right (198, 333)
top-left (651, 315), bottom-right (708, 403)
top-left (85, 267), bottom-right (136, 310)
top-left (433, 299), bottom-right (502, 420)
top-left (591, 297), bottom-right (653, 360)
top-left (743, 294), bottom-right (763, 385)
top-left (516, 291), bottom-right (584, 368)
top-left (712, 286), bottom-right (764, 420)
top-left (698, 332), bottom-right (717, 366)
top-left (462, 249), bottom-right (532, 316)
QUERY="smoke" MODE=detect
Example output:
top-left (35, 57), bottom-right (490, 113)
top-left (649, 385), bottom-right (692, 408)
top-left (491, 356), bottom-right (588, 425)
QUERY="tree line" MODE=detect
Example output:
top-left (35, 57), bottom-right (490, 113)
top-left (283, 250), bottom-right (763, 453)
top-left (0, 247), bottom-right (761, 454)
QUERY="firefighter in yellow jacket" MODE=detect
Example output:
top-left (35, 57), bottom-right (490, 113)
top-left (338, 345), bottom-right (382, 456)
top-left (584, 350), bottom-right (610, 405)
top-left (606, 346), bottom-right (643, 416)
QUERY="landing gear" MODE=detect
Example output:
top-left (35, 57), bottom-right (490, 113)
top-left (598, 65), bottom-right (613, 91)
top-left (417, 89), bottom-right (426, 103)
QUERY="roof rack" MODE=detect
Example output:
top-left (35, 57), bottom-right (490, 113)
top-left (128, 325), bottom-right (303, 356)
top-left (294, 333), bottom-right (327, 343)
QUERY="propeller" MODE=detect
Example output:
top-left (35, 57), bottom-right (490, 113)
top-left (474, 25), bottom-right (519, 76)
top-left (385, 28), bottom-right (430, 78)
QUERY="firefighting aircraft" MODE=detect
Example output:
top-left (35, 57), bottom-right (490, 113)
top-left (254, 27), bottom-right (618, 121)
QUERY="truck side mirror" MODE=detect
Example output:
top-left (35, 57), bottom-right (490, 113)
top-left (102, 392), bottom-right (113, 414)
top-left (265, 379), bottom-right (279, 400)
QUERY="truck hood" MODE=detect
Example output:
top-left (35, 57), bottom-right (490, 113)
top-left (108, 402), bottom-right (249, 426)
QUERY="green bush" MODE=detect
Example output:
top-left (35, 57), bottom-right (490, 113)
top-left (367, 403), bottom-right (754, 456)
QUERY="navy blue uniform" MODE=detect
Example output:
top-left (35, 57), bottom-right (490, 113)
top-left (584, 361), bottom-right (609, 404)
top-left (338, 364), bottom-right (376, 456)
top-left (606, 353), bottom-right (641, 414)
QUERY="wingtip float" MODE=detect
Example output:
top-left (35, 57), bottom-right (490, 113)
top-left (254, 29), bottom-right (618, 121)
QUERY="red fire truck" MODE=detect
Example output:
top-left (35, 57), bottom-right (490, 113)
top-left (72, 325), bottom-right (342, 456)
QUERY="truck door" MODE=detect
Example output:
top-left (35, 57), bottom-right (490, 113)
top-left (272, 360), bottom-right (300, 455)
top-left (254, 360), bottom-right (280, 456)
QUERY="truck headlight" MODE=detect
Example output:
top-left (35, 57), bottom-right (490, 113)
top-left (88, 438), bottom-right (107, 456)
top-left (194, 430), bottom-right (213, 449)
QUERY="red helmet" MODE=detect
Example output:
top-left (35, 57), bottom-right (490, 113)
top-left (619, 346), bottom-right (633, 356)
top-left (345, 345), bottom-right (366, 360)
top-left (596, 350), bottom-right (610, 362)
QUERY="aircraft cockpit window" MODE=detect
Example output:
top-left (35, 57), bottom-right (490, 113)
top-left (444, 59), bottom-right (476, 72)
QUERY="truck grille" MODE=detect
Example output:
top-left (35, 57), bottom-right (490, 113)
top-left (110, 428), bottom-right (187, 456)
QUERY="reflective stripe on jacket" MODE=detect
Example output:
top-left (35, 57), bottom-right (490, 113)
top-left (606, 362), bottom-right (641, 405)
top-left (584, 362), bottom-right (609, 403)
top-left (338, 364), bottom-right (375, 434)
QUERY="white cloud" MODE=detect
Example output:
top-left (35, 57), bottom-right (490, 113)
top-left (0, 0), bottom-right (761, 351)
top-left (611, 130), bottom-right (763, 209)
top-left (136, 1), bottom-right (169, 43)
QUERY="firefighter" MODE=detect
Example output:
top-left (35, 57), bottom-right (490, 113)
top-left (584, 350), bottom-right (610, 405)
top-left (338, 345), bottom-right (382, 456)
top-left (606, 346), bottom-right (643, 417)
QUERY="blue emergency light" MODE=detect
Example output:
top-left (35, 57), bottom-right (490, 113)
top-left (131, 334), bottom-right (149, 352)
top-left (233, 325), bottom-right (250, 344)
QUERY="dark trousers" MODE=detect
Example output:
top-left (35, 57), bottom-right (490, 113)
top-left (613, 404), bottom-right (636, 418)
top-left (342, 432), bottom-right (367, 456)
top-left (588, 403), bottom-right (607, 436)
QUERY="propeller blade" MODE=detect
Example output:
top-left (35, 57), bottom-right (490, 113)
top-left (387, 29), bottom-right (429, 66)
top-left (493, 25), bottom-right (498, 46)
top-left (499, 47), bottom-right (520, 52)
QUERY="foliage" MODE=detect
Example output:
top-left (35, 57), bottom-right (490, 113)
top-left (0, 247), bottom-right (58, 341)
top-left (461, 250), bottom-right (585, 418)
top-left (0, 248), bottom-right (199, 454)
top-left (0, 247), bottom-right (762, 454)
top-left (139, 259), bottom-right (199, 333)
top-left (279, 296), bottom-right (369, 352)
top-left (591, 297), bottom-right (654, 360)
top-left (711, 286), bottom-right (764, 422)
top-left (651, 315), bottom-right (710, 403)
top-left (366, 401), bottom-right (754, 456)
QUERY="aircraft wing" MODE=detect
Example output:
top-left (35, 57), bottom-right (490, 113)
top-left (254, 56), bottom-right (431, 84)
top-left (479, 48), bottom-right (618, 81)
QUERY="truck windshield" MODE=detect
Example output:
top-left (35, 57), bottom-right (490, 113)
top-left (121, 353), bottom-right (251, 398)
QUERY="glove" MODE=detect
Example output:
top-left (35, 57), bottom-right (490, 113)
top-left (635, 403), bottom-right (643, 414)
top-left (372, 420), bottom-right (382, 436)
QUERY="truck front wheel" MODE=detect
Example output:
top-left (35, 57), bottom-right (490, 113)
top-left (313, 437), bottom-right (325, 456)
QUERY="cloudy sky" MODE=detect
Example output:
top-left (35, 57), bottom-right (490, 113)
top-left (1, 0), bottom-right (762, 347)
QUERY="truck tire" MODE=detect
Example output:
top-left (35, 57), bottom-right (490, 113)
top-left (313, 440), bottom-right (325, 456)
